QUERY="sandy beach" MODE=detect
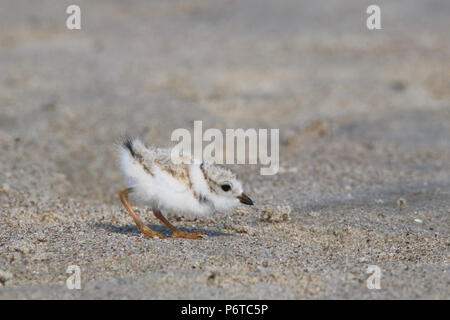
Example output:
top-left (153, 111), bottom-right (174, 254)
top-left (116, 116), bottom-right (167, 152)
top-left (0, 0), bottom-right (449, 299)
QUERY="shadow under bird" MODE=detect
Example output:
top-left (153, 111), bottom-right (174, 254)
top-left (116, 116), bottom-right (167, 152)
top-left (118, 138), bottom-right (254, 239)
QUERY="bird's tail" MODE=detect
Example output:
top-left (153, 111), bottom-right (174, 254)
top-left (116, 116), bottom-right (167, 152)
top-left (118, 137), bottom-right (151, 180)
top-left (122, 137), bottom-right (136, 159)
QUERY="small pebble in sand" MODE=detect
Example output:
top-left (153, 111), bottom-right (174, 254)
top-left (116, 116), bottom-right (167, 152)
top-left (207, 271), bottom-right (218, 285)
top-left (1, 184), bottom-right (10, 193)
top-left (259, 204), bottom-right (291, 222)
top-left (0, 270), bottom-right (13, 285)
top-left (397, 198), bottom-right (406, 208)
top-left (309, 211), bottom-right (320, 217)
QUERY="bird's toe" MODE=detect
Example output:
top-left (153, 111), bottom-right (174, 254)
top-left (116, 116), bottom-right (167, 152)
top-left (171, 230), bottom-right (205, 239)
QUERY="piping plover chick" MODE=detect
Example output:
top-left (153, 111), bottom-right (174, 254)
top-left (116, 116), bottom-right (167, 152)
top-left (118, 138), bottom-right (254, 239)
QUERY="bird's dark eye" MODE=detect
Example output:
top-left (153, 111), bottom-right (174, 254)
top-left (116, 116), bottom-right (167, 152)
top-left (221, 184), bottom-right (231, 192)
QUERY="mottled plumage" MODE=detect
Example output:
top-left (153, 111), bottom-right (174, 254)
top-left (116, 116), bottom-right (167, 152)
top-left (117, 138), bottom-right (253, 239)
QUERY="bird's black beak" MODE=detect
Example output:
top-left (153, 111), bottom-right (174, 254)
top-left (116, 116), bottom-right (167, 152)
top-left (238, 193), bottom-right (254, 205)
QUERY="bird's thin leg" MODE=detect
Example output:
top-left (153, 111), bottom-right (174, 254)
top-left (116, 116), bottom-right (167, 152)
top-left (118, 188), bottom-right (166, 239)
top-left (153, 209), bottom-right (204, 239)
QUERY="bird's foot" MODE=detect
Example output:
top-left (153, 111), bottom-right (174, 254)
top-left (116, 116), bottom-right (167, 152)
top-left (140, 225), bottom-right (167, 239)
top-left (171, 230), bottom-right (205, 239)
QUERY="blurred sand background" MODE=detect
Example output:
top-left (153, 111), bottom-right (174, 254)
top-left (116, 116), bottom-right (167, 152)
top-left (0, 0), bottom-right (449, 299)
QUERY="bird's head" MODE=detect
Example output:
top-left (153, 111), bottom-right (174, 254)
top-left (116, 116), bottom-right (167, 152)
top-left (200, 163), bottom-right (253, 210)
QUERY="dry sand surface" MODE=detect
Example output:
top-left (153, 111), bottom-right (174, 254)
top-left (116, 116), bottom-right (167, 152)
top-left (0, 0), bottom-right (449, 299)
